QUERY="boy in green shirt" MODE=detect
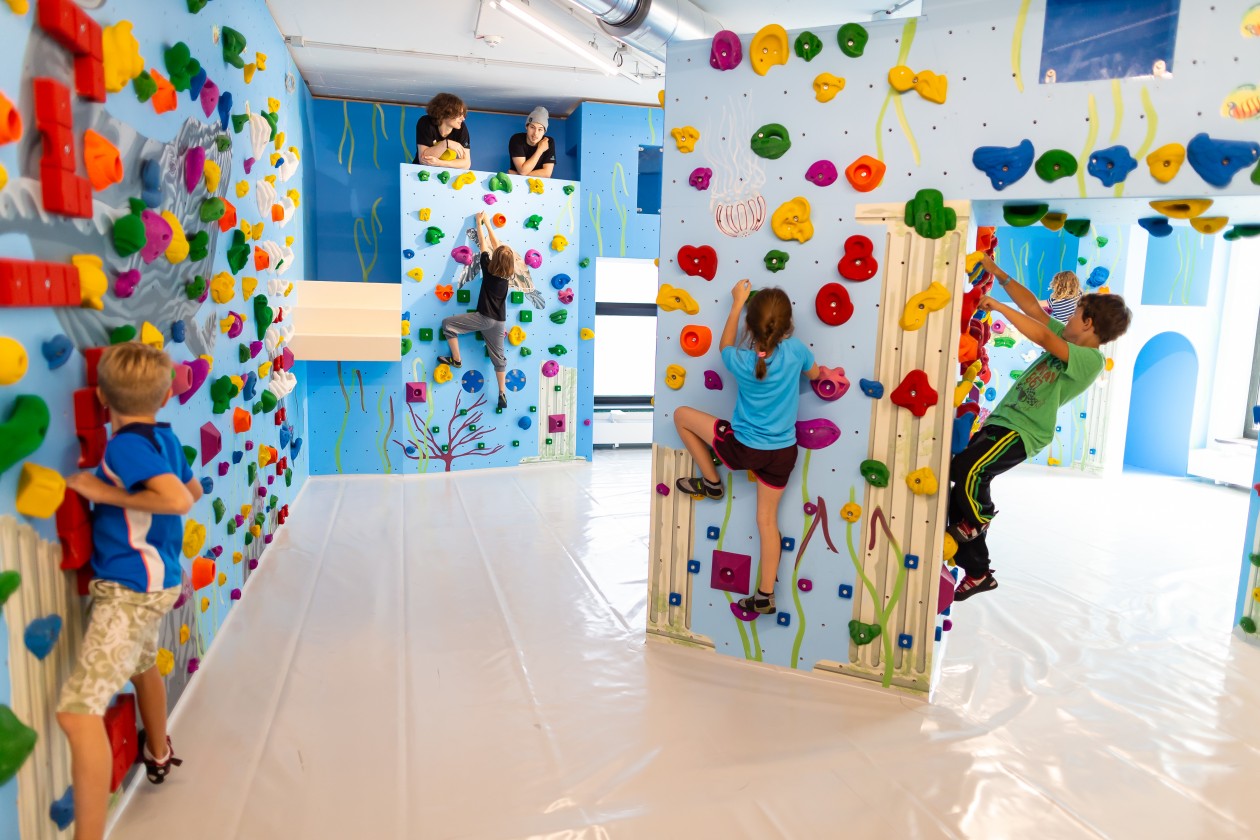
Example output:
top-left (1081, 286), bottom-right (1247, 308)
top-left (949, 255), bottom-right (1132, 602)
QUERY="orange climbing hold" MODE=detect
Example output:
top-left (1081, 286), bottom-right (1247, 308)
top-left (679, 324), bottom-right (712, 357)
top-left (0, 91), bottom-right (21, 144)
top-left (232, 406), bottom-right (251, 433)
top-left (191, 556), bottom-right (215, 590)
top-left (845, 155), bottom-right (886, 192)
top-left (149, 69), bottom-right (176, 114)
top-left (83, 130), bottom-right (122, 191)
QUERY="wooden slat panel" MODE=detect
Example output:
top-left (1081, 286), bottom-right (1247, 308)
top-left (647, 445), bottom-right (714, 648)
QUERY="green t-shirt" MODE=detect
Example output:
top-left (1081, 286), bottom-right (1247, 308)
top-left (984, 318), bottom-right (1105, 456)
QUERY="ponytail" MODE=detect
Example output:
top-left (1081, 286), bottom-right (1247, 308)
top-left (744, 288), bottom-right (795, 380)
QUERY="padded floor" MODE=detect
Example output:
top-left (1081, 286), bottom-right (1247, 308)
top-left (110, 452), bottom-right (1260, 838)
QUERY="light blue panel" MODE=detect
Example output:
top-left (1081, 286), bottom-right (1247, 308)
top-left (1141, 227), bottom-right (1214, 306)
top-left (1236, 444), bottom-right (1260, 625)
top-left (0, 2), bottom-right (310, 832)
top-left (307, 167), bottom-right (580, 474)
top-left (1123, 332), bottom-right (1198, 475)
top-left (308, 99), bottom-right (573, 284)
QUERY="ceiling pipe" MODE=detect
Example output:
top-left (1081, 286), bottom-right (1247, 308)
top-left (561, 0), bottom-right (722, 63)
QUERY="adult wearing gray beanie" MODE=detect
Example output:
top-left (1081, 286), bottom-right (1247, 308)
top-left (508, 106), bottom-right (556, 177)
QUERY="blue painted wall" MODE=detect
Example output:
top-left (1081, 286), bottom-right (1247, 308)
top-left (1141, 227), bottom-right (1214, 306)
top-left (1124, 332), bottom-right (1198, 474)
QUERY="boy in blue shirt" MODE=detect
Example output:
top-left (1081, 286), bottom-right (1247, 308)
top-left (59, 343), bottom-right (202, 840)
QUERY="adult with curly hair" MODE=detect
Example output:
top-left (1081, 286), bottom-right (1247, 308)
top-left (414, 92), bottom-right (471, 169)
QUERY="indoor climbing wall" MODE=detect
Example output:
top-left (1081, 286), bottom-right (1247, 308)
top-left (653, 1), bottom-right (1260, 692)
top-left (304, 166), bottom-right (581, 474)
top-left (0, 1), bottom-right (310, 835)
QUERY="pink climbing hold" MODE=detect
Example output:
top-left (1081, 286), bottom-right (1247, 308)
top-left (244, 157), bottom-right (255, 174)
top-left (249, 340), bottom-right (263, 358)
top-left (223, 312), bottom-right (244, 339)
top-left (542, 360), bottom-right (559, 377)
top-left (171, 362), bottom-right (192, 396)
top-left (483, 194), bottom-right (497, 205)
top-left (178, 358), bottom-right (210, 405)
top-left (689, 167), bottom-right (713, 190)
top-left (114, 269), bottom-right (141, 298)
top-left (798, 578), bottom-right (813, 592)
top-left (451, 245), bottom-right (473, 265)
top-left (230, 588), bottom-right (242, 600)
top-left (234, 514), bottom-right (245, 527)
top-left (729, 602), bottom-right (758, 622)
top-left (280, 346), bottom-right (294, 369)
top-left (938, 564), bottom-right (956, 615)
top-left (217, 461), bottom-right (229, 476)
top-left (199, 79), bottom-right (220, 119)
top-left (806, 160), bottom-right (838, 187)
top-left (210, 545), bottom-right (223, 557)
top-left (200, 421), bottom-right (222, 465)
top-left (558, 287), bottom-right (574, 304)
top-left (811, 365), bottom-right (850, 401)
top-left (140, 210), bottom-right (173, 264)
top-left (187, 658), bottom-right (199, 674)
top-left (524, 249), bottom-right (542, 269)
top-left (185, 147), bottom-right (206, 193)
top-left (803, 501), bottom-right (817, 515)
top-left (249, 558), bottom-right (259, 570)
top-left (710, 30), bottom-right (743, 70)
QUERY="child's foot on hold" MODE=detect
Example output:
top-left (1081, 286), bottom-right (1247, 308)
top-left (137, 732), bottom-right (183, 784)
top-left (736, 589), bottom-right (776, 615)
top-left (675, 476), bottom-right (723, 500)
top-left (437, 355), bottom-right (462, 368)
top-left (948, 520), bottom-right (986, 543)
top-left (953, 571), bottom-right (998, 602)
top-left (497, 392), bottom-right (508, 411)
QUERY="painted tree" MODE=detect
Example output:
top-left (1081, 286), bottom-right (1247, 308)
top-left (393, 390), bottom-right (503, 471)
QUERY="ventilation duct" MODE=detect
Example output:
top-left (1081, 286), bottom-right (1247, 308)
top-left (563, 0), bottom-right (722, 63)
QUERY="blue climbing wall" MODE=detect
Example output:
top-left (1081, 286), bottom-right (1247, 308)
top-left (0, 0), bottom-right (311, 835)
top-left (1141, 227), bottom-right (1215, 306)
top-left (308, 98), bottom-right (573, 285)
top-left (306, 166), bottom-right (581, 474)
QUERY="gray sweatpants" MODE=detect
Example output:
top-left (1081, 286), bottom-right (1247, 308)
top-left (441, 313), bottom-right (508, 372)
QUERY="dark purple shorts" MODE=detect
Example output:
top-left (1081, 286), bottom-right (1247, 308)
top-left (711, 419), bottom-right (798, 489)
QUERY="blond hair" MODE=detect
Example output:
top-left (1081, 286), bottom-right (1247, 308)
top-left (97, 343), bottom-right (174, 416)
top-left (1050, 270), bottom-right (1081, 300)
top-left (487, 244), bottom-right (515, 280)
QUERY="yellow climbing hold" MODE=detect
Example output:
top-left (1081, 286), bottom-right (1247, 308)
top-left (401, 320), bottom-right (410, 336)
top-left (217, 572), bottom-right (227, 587)
top-left (3, 0), bottom-right (29, 13)
top-left (550, 234), bottom-right (568, 252)
top-left (162, 211), bottom-right (189, 263)
top-left (1145, 143), bottom-right (1185, 184)
top-left (670, 126), bottom-right (699, 153)
top-left (71, 254), bottom-right (107, 310)
top-left (434, 364), bottom-right (452, 384)
top-left (954, 360), bottom-right (982, 407)
top-left (900, 281), bottom-right (951, 331)
top-left (964, 251), bottom-right (985, 274)
top-left (749, 24), bottom-right (790, 76)
top-left (243, 63), bottom-right (257, 84)
top-left (200, 597), bottom-right (210, 613)
top-left (812, 73), bottom-right (845, 103)
top-left (1105, 357), bottom-right (1114, 371)
top-left (140, 321), bottom-right (163, 350)
top-left (665, 363), bottom-right (686, 390)
top-left (508, 326), bottom-right (527, 346)
top-left (0, 164), bottom-right (7, 191)
top-left (407, 268), bottom-right (424, 282)
top-left (1190, 216), bottom-right (1228, 234)
top-left (102, 21), bottom-right (144, 94)
top-left (888, 65), bottom-right (948, 104)
top-left (905, 466), bottom-right (938, 496)
top-left (267, 98), bottom-right (281, 114)
top-left (1040, 212), bottom-right (1067, 231)
top-left (233, 551), bottom-right (243, 564)
top-left (771, 197), bottom-right (814, 243)
top-left (452, 171), bottom-right (476, 190)
top-left (16, 463), bottom-right (64, 518)
top-left (182, 519), bottom-right (206, 559)
top-left (256, 52), bottom-right (268, 71)
top-left (179, 624), bottom-right (190, 645)
top-left (236, 180), bottom-right (250, 198)
top-left (0, 337), bottom-right (27, 385)
top-left (156, 648), bottom-right (174, 677)
top-left (203, 160), bottom-right (222, 193)
top-left (1150, 198), bottom-right (1212, 219)
top-left (419, 208), bottom-right (431, 221)
top-left (528, 178), bottom-right (544, 194)
top-left (656, 283), bottom-right (700, 315)
top-left (580, 328), bottom-right (594, 340)
top-left (241, 276), bottom-right (258, 299)
top-left (657, 89), bottom-right (665, 106)
top-left (258, 360), bottom-right (272, 378)
top-left (943, 532), bottom-right (957, 563)
top-left (210, 272), bottom-right (235, 304)
top-left (840, 502), bottom-right (862, 523)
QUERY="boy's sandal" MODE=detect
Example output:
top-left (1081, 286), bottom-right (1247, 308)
top-left (136, 732), bottom-right (183, 784)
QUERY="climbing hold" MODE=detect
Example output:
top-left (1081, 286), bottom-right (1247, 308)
top-left (1186, 133), bottom-right (1260, 187)
top-left (524, 214), bottom-right (543, 230)
top-left (184, 146), bottom-right (206, 195)
top-left (162, 212), bottom-right (190, 263)
top-left (425, 226), bottom-right (445, 244)
top-left (163, 42), bottom-right (200, 93)
top-left (890, 370), bottom-right (938, 417)
top-left (452, 171), bottom-right (476, 190)
top-left (1190, 216), bottom-right (1229, 234)
top-left (905, 465), bottom-right (938, 495)
top-left (887, 65), bottom-right (948, 104)
top-left (139, 210), bottom-right (173, 264)
top-left (1039, 212), bottom-right (1066, 231)
top-left (806, 160), bottom-right (838, 187)
top-left (1003, 203), bottom-right (1049, 227)
top-left (749, 24), bottom-right (790, 75)
top-left (112, 198), bottom-right (147, 257)
top-left (1087, 145), bottom-right (1138, 187)
top-left (859, 379), bottom-right (883, 398)
top-left (669, 126), bottom-right (699, 153)
top-left (451, 245), bottom-right (474, 265)
top-left (580, 328), bottom-right (594, 340)
top-left (972, 139), bottom-right (1034, 190)
top-left (0, 397), bottom-right (46, 478)
top-left (83, 130), bottom-right (123, 191)
top-left (0, 338), bottom-right (26, 385)
top-left (508, 326), bottom-right (527, 347)
top-left (579, 258), bottom-right (590, 268)
top-left (688, 167), bottom-right (712, 190)
top-left (488, 172), bottom-right (514, 192)
top-left (657, 284), bottom-right (700, 315)
top-left (771, 197), bottom-right (814, 242)
top-left (191, 556), bottom-right (215, 590)
top-left (1063, 219), bottom-right (1091, 237)
top-left (815, 283), bottom-right (853, 326)
top-left (845, 155), bottom-right (886, 192)
top-left (812, 73), bottom-right (845, 103)
top-left (900, 281), bottom-right (951, 331)
top-left (750, 123), bottom-right (791, 160)
top-left (1096, 236), bottom-right (1108, 248)
top-left (548, 345), bottom-right (568, 356)
top-left (527, 178), bottom-right (544, 194)
top-left (524, 250), bottom-right (542, 269)
top-left (1085, 267), bottom-right (1110, 288)
top-left (550, 235), bottom-right (568, 252)
top-left (1224, 224), bottom-right (1260, 241)
top-left (837, 22), bottom-right (869, 57)
top-left (139, 322), bottom-right (163, 350)
top-left (1034, 149), bottom-right (1077, 182)
top-left (435, 284), bottom-right (453, 302)
top-left (551, 273), bottom-right (571, 290)
top-left (764, 250), bottom-right (789, 273)
top-left (1150, 198), bottom-right (1213, 219)
top-left (0, 705), bottom-right (36, 785)
top-left (209, 272), bottom-right (234, 304)
top-left (549, 310), bottom-right (568, 324)
top-left (811, 366), bottom-right (850, 401)
top-left (836, 235), bottom-right (878, 281)
top-left (226, 229), bottom-right (250, 273)
top-left (860, 459), bottom-right (890, 487)
top-left (704, 370), bottom-right (722, 390)
top-left (41, 336), bottom-right (72, 370)
top-left (904, 189), bottom-right (956, 239)
top-left (679, 325), bottom-right (712, 357)
top-left (1145, 143), bottom-right (1186, 183)
top-left (221, 26), bottom-right (248, 68)
top-left (839, 502), bottom-right (861, 523)
top-left (709, 30), bottom-right (743, 70)
top-left (795, 418), bottom-right (840, 449)
top-left (848, 619), bottom-right (881, 646)
top-left (110, 325), bottom-right (136, 345)
top-left (492, 213), bottom-right (506, 228)
top-left (434, 364), bottom-right (452, 385)
top-left (16, 462), bottom-right (65, 518)
top-left (794, 31), bottom-right (823, 61)
top-left (665, 364), bottom-right (686, 390)
top-left (677, 244), bottom-right (718, 280)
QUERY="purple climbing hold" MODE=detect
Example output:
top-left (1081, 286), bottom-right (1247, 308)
top-left (187, 658), bottom-right (199, 674)
top-left (230, 588), bottom-right (242, 600)
top-left (805, 160), bottom-right (838, 187)
top-left (244, 157), bottom-right (254, 174)
top-left (525, 249), bottom-right (542, 269)
top-left (656, 482), bottom-right (670, 496)
top-left (689, 167), bottom-right (713, 190)
top-left (184, 147), bottom-right (206, 194)
top-left (795, 417), bottom-right (840, 449)
top-left (729, 602), bottom-right (758, 622)
top-left (200, 78), bottom-right (220, 119)
top-left (483, 194), bottom-right (497, 205)
top-left (114, 269), bottom-right (141, 298)
top-left (710, 30), bottom-right (743, 70)
top-left (704, 370), bottom-right (723, 390)
top-left (542, 360), bottom-right (560, 377)
top-left (798, 578), bottom-right (813, 592)
top-left (140, 210), bottom-right (173, 264)
top-left (217, 461), bottom-right (229, 476)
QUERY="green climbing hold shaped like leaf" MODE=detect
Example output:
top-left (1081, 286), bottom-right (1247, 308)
top-left (110, 325), bottom-right (137, 345)
top-left (1063, 219), bottom-right (1091, 238)
top-left (524, 215), bottom-right (543, 230)
top-left (0, 705), bottom-right (37, 786)
top-left (0, 572), bottom-right (21, 610)
top-left (848, 619), bottom-right (881, 646)
top-left (487, 172), bottom-right (514, 193)
top-left (227, 229), bottom-right (250, 274)
top-left (182, 445), bottom-right (197, 467)
top-left (1095, 236), bottom-right (1109, 248)
top-left (213, 498), bottom-right (227, 524)
top-left (401, 338), bottom-right (412, 355)
top-left (1034, 149), bottom-right (1077, 182)
top-left (860, 459), bottom-right (890, 487)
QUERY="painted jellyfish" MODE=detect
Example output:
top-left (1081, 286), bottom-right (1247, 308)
top-left (702, 95), bottom-right (768, 238)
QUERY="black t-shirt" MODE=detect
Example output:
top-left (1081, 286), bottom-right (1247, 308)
top-left (477, 252), bottom-right (509, 322)
top-left (414, 115), bottom-right (471, 164)
top-left (508, 133), bottom-right (556, 171)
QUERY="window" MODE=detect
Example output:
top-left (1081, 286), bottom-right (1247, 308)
top-left (593, 258), bottom-right (657, 447)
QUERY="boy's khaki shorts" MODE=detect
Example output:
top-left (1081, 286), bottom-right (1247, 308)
top-left (57, 580), bottom-right (180, 717)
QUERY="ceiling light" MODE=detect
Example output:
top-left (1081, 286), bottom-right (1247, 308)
top-left (492, 0), bottom-right (640, 83)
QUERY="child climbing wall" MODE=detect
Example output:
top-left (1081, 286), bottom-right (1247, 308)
top-left (305, 167), bottom-right (581, 474)
top-left (0, 0), bottom-right (310, 834)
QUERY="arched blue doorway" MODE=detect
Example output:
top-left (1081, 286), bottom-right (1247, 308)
top-left (1124, 331), bottom-right (1198, 475)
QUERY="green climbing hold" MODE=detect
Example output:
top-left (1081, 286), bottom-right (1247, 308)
top-left (859, 459), bottom-right (890, 487)
top-left (1252, 160), bottom-right (1260, 186)
top-left (0, 396), bottom-right (49, 477)
top-left (524, 215), bottom-right (543, 230)
top-left (1077, 257), bottom-right (1088, 266)
top-left (1034, 149), bottom-right (1077, 182)
top-left (209, 376), bottom-right (238, 414)
top-left (186, 276), bottom-right (207, 300)
top-left (563, 185), bottom-right (575, 195)
top-left (260, 111), bottom-right (279, 141)
top-left (549, 310), bottom-right (567, 324)
top-left (231, 113), bottom-right (250, 134)
top-left (436, 171), bottom-right (450, 184)
top-left (425, 226), bottom-right (445, 245)
top-left (253, 295), bottom-right (274, 340)
top-left (1063, 219), bottom-right (1091, 238)
top-left (163, 42), bottom-right (199, 92)
top-left (993, 335), bottom-right (1016, 348)
top-left (519, 347), bottom-right (532, 357)
top-left (188, 0), bottom-right (209, 12)
top-left (1242, 616), bottom-right (1257, 634)
top-left (1002, 203), bottom-right (1049, 227)
top-left (488, 172), bottom-right (514, 193)
top-left (132, 70), bottom-right (157, 103)
top-left (510, 291), bottom-right (524, 304)
top-left (0, 572), bottom-right (20, 610)
top-left (213, 498), bottom-right (226, 524)
top-left (579, 257), bottom-right (590, 268)
top-left (113, 198), bottom-right (147, 257)
top-left (188, 231), bottom-right (209, 262)
top-left (200, 197), bottom-right (226, 223)
top-left (1250, 552), bottom-right (1260, 567)
top-left (750, 124), bottom-right (791, 160)
top-left (247, 463), bottom-right (257, 484)
top-left (418, 171), bottom-right (430, 181)
top-left (904, 189), bottom-right (957, 239)
top-left (401, 338), bottom-right (412, 355)
top-left (110, 325), bottom-right (137, 344)
top-left (268, 494), bottom-right (278, 509)
top-left (215, 134), bottom-right (232, 152)
top-left (227, 229), bottom-right (250, 273)
top-left (794, 31), bottom-right (823, 61)
top-left (837, 23), bottom-right (869, 57)
top-left (181, 445), bottom-right (197, 467)
top-left (1225, 224), bottom-right (1260, 241)
top-left (848, 619), bottom-right (881, 646)
top-left (238, 344), bottom-right (250, 363)
top-left (764, 250), bottom-right (790, 272)
top-left (0, 705), bottom-right (37, 786)
top-left (548, 345), bottom-right (568, 356)
top-left (226, 520), bottom-right (236, 535)
top-left (259, 391), bottom-right (278, 413)
top-left (244, 532), bottom-right (253, 546)
top-left (1095, 236), bottom-right (1109, 248)
top-left (285, 468), bottom-right (293, 487)
top-left (221, 26), bottom-right (248, 69)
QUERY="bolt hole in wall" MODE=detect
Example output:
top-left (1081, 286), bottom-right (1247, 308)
top-left (593, 258), bottom-right (657, 448)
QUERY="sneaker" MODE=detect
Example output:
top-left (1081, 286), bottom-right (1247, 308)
top-left (948, 520), bottom-right (987, 543)
top-left (497, 392), bottom-right (508, 411)
top-left (675, 476), bottom-right (723, 500)
top-left (136, 732), bottom-right (183, 784)
top-left (736, 590), bottom-right (776, 615)
top-left (953, 571), bottom-right (998, 602)
top-left (437, 355), bottom-right (462, 368)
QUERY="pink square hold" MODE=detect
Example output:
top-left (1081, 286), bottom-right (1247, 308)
top-left (406, 381), bottom-right (427, 403)
top-left (547, 413), bottom-right (565, 433)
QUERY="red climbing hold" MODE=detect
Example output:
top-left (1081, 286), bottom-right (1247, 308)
top-left (677, 245), bottom-right (717, 281)
top-left (836, 235), bottom-right (878, 281)
top-left (890, 369), bottom-right (938, 417)
top-left (815, 282), bottom-right (853, 326)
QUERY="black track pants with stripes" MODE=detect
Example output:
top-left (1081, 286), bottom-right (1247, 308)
top-left (948, 425), bottom-right (1027, 579)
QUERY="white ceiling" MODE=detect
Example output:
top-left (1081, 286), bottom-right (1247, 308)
top-left (263, 0), bottom-right (919, 114)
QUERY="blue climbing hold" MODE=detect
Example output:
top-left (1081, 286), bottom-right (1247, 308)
top-left (972, 139), bottom-right (1034, 191)
top-left (290, 437), bottom-right (303, 458)
top-left (461, 369), bottom-right (485, 394)
top-left (505, 369), bottom-right (527, 392)
top-left (24, 615), bottom-right (62, 660)
top-left (951, 414), bottom-right (973, 454)
top-left (279, 424), bottom-right (292, 449)
top-left (984, 387), bottom-right (997, 401)
top-left (1086, 266), bottom-right (1110, 288)
top-left (217, 90), bottom-right (234, 132)
top-left (50, 786), bottom-right (73, 831)
top-left (232, 450), bottom-right (244, 463)
top-left (1087, 145), bottom-right (1137, 187)
top-left (1186, 132), bottom-right (1260, 187)
top-left (403, 249), bottom-right (415, 260)
top-left (241, 371), bottom-right (258, 401)
top-left (199, 476), bottom-right (214, 494)
top-left (140, 159), bottom-right (162, 207)
top-left (859, 378), bottom-right (884, 398)
top-left (550, 273), bottom-right (570, 290)
top-left (41, 335), bottom-right (72, 370)
top-left (518, 416), bottom-right (532, 430)
top-left (189, 66), bottom-right (208, 100)
top-left (405, 444), bottom-right (417, 456)
top-left (171, 320), bottom-right (186, 343)
top-left (1138, 217), bottom-right (1174, 237)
